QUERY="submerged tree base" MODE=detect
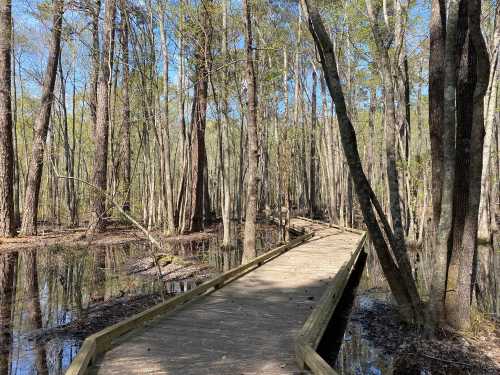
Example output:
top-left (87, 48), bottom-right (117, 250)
top-left (334, 287), bottom-right (499, 374)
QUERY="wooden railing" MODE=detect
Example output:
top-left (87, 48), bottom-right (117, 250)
top-left (295, 219), bottom-right (367, 375)
top-left (65, 229), bottom-right (314, 375)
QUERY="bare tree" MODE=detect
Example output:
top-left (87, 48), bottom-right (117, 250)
top-left (89, 0), bottom-right (101, 137)
top-left (301, 0), bottom-right (424, 324)
top-left (20, 0), bottom-right (64, 235)
top-left (119, 0), bottom-right (131, 213)
top-left (90, 0), bottom-right (116, 233)
top-left (242, 0), bottom-right (259, 263)
top-left (221, 0), bottom-right (232, 248)
top-left (428, 0), bottom-right (445, 233)
top-left (451, 0), bottom-right (490, 330)
top-left (0, 0), bottom-right (15, 237)
top-left (159, 0), bottom-right (175, 234)
top-left (185, 0), bottom-right (211, 233)
top-left (429, 0), bottom-right (460, 326)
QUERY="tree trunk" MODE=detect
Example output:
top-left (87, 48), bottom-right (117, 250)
top-left (187, 25), bottom-right (209, 233)
top-left (301, 0), bottom-right (423, 324)
top-left (242, 0), bottom-right (259, 263)
top-left (90, 0), bottom-right (115, 233)
top-left (159, 2), bottom-right (176, 234)
top-left (430, 0), bottom-right (460, 326)
top-left (221, 0), bottom-right (231, 248)
top-left (428, 0), bottom-right (446, 231)
top-left (0, 0), bottom-right (15, 237)
top-left (119, 0), bottom-right (131, 213)
top-left (309, 67), bottom-right (318, 218)
top-left (59, 61), bottom-right (77, 227)
top-left (451, 0), bottom-right (490, 330)
top-left (20, 0), bottom-right (64, 236)
top-left (446, 5), bottom-right (474, 323)
top-left (89, 0), bottom-right (100, 138)
top-left (478, 3), bottom-right (500, 243)
top-left (321, 72), bottom-right (336, 224)
top-left (366, 0), bottom-right (422, 312)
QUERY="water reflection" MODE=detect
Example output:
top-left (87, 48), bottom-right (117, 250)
top-left (0, 223), bottom-right (281, 374)
top-left (328, 260), bottom-right (411, 375)
top-left (1, 252), bottom-right (17, 375)
top-left (334, 308), bottom-right (394, 375)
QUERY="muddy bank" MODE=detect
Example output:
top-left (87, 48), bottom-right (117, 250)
top-left (0, 222), bottom-right (222, 253)
top-left (333, 287), bottom-right (500, 375)
top-left (0, 222), bottom-right (281, 254)
top-left (0, 225), bottom-right (150, 252)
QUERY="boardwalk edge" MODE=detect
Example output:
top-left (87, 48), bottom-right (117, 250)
top-left (295, 219), bottom-right (367, 375)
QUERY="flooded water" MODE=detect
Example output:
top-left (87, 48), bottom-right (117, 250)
top-left (0, 223), bottom-right (282, 375)
top-left (322, 252), bottom-right (426, 375)
top-left (332, 294), bottom-right (398, 375)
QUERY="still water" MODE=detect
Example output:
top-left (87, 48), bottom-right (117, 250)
top-left (0, 223), bottom-right (281, 375)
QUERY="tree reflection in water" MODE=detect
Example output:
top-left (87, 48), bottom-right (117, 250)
top-left (0, 222), bottom-right (281, 374)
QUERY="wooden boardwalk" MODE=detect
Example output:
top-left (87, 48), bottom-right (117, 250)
top-left (90, 218), bottom-right (362, 375)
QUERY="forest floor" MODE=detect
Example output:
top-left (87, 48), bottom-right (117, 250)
top-left (351, 287), bottom-right (500, 374)
top-left (0, 221), bottom-right (221, 252)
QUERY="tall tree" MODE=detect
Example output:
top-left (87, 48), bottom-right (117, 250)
top-left (185, 0), bottom-right (211, 233)
top-left (89, 0), bottom-right (100, 137)
top-left (90, 0), bottom-right (116, 233)
top-left (301, 0), bottom-right (424, 324)
top-left (428, 0), bottom-right (445, 233)
top-left (242, 0), bottom-right (259, 263)
top-left (451, 0), bottom-right (490, 330)
top-left (429, 0), bottom-right (461, 326)
top-left (309, 67), bottom-right (318, 218)
top-left (0, 0), bottom-right (15, 237)
top-left (20, 0), bottom-right (64, 236)
top-left (221, 0), bottom-right (232, 248)
top-left (159, 0), bottom-right (176, 234)
top-left (365, 0), bottom-right (421, 312)
top-left (119, 0), bottom-right (131, 213)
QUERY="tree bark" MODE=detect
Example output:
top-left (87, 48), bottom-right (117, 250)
top-left (446, 5), bottom-right (474, 322)
top-left (309, 67), bottom-right (318, 218)
top-left (89, 0), bottom-right (100, 138)
top-left (119, 0), bottom-right (131, 213)
top-left (428, 0), bottom-right (446, 231)
top-left (242, 0), bottom-right (259, 263)
top-left (478, 3), bottom-right (500, 243)
top-left (451, 0), bottom-right (490, 330)
top-left (187, 9), bottom-right (210, 233)
top-left (0, 0), bottom-right (15, 237)
top-left (430, 0), bottom-right (460, 326)
top-left (221, 0), bottom-right (232, 247)
top-left (20, 0), bottom-right (64, 236)
top-left (321, 72), bottom-right (336, 224)
top-left (90, 0), bottom-right (115, 233)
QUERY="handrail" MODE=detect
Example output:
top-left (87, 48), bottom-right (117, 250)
top-left (295, 220), bottom-right (367, 374)
top-left (65, 230), bottom-right (314, 375)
